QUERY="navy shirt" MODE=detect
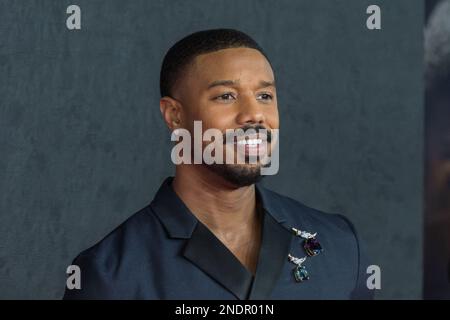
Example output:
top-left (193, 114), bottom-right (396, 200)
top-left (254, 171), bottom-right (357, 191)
top-left (63, 177), bottom-right (373, 299)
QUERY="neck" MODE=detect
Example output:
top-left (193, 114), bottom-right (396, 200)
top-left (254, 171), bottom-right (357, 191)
top-left (172, 164), bottom-right (259, 234)
top-left (172, 164), bottom-right (263, 275)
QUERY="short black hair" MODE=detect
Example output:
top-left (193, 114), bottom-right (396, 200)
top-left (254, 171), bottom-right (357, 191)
top-left (160, 29), bottom-right (270, 97)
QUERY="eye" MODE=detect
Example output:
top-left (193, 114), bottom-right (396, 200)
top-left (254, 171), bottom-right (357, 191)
top-left (257, 93), bottom-right (273, 101)
top-left (215, 93), bottom-right (236, 101)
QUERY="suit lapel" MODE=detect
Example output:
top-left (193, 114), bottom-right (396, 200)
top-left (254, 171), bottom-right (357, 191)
top-left (151, 178), bottom-right (254, 299)
top-left (182, 222), bottom-right (254, 300)
top-left (248, 210), bottom-right (293, 299)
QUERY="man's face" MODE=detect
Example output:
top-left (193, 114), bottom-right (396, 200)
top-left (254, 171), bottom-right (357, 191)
top-left (175, 47), bottom-right (279, 186)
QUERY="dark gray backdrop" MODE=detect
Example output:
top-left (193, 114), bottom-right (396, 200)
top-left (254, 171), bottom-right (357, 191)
top-left (0, 0), bottom-right (423, 299)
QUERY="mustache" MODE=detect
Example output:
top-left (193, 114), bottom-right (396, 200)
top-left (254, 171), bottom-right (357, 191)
top-left (223, 124), bottom-right (272, 144)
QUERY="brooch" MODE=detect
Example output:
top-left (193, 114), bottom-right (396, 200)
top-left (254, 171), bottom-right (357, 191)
top-left (288, 227), bottom-right (323, 283)
top-left (287, 254), bottom-right (310, 282)
top-left (291, 227), bottom-right (323, 257)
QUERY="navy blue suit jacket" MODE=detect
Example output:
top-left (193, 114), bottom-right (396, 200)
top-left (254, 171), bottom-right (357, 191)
top-left (63, 177), bottom-right (373, 299)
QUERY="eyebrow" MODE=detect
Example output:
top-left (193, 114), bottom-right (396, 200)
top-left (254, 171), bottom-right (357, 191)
top-left (258, 80), bottom-right (276, 89)
top-left (207, 79), bottom-right (276, 90)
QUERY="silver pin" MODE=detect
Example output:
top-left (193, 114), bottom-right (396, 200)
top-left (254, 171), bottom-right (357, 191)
top-left (287, 253), bottom-right (307, 266)
top-left (291, 227), bottom-right (317, 239)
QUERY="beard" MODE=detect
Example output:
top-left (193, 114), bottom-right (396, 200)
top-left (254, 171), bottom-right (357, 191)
top-left (207, 162), bottom-right (268, 187)
top-left (203, 124), bottom-right (274, 187)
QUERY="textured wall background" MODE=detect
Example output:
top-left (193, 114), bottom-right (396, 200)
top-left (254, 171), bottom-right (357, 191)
top-left (0, 0), bottom-right (423, 299)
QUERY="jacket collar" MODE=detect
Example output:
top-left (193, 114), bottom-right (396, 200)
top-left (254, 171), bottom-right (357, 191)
top-left (150, 177), bottom-right (197, 239)
top-left (149, 177), bottom-right (293, 300)
top-left (150, 177), bottom-right (290, 238)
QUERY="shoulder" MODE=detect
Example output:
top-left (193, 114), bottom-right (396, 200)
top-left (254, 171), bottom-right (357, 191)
top-left (259, 185), bottom-right (357, 240)
top-left (63, 205), bottom-right (163, 299)
top-left (77, 205), bottom-right (163, 262)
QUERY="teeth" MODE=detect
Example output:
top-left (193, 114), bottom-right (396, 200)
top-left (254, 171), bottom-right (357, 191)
top-left (237, 139), bottom-right (263, 145)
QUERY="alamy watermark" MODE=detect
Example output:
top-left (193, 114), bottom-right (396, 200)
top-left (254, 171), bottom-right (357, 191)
top-left (366, 265), bottom-right (381, 290)
top-left (170, 121), bottom-right (280, 176)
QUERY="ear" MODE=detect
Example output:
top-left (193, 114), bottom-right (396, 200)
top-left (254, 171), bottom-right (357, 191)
top-left (160, 96), bottom-right (182, 131)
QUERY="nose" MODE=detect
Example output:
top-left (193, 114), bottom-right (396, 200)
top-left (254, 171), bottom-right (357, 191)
top-left (235, 94), bottom-right (266, 126)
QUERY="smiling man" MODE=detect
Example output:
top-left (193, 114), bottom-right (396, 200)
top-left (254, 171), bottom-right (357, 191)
top-left (63, 29), bottom-right (373, 300)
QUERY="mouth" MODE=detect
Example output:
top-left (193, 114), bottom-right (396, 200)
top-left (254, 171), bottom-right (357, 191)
top-left (234, 136), bottom-right (268, 158)
top-left (222, 126), bottom-right (272, 161)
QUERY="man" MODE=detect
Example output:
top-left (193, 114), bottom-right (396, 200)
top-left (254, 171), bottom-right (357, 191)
top-left (64, 29), bottom-right (373, 299)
